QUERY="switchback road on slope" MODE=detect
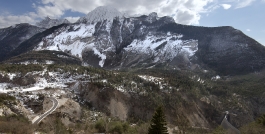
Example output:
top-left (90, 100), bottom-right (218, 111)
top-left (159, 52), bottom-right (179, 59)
top-left (32, 97), bottom-right (59, 124)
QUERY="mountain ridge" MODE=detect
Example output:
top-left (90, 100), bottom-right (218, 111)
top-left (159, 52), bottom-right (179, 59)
top-left (0, 6), bottom-right (265, 75)
top-left (0, 23), bottom-right (45, 61)
top-left (36, 16), bottom-right (70, 29)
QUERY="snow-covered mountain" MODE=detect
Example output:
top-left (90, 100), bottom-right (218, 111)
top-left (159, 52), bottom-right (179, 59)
top-left (34, 7), bottom-right (195, 69)
top-left (2, 6), bottom-right (265, 75)
top-left (36, 17), bottom-right (70, 29)
top-left (77, 6), bottom-right (125, 23)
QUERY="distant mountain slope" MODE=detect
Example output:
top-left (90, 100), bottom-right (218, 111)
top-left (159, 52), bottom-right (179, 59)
top-left (5, 24), bottom-right (67, 61)
top-left (0, 24), bottom-right (44, 61)
top-left (36, 17), bottom-right (70, 29)
top-left (158, 24), bottom-right (265, 74)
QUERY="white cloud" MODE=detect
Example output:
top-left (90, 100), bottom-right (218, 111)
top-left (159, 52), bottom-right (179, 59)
top-left (40, 0), bottom-right (103, 14)
top-left (37, 5), bottom-right (64, 18)
top-left (0, 0), bottom-right (258, 28)
top-left (33, 0), bottom-right (217, 25)
top-left (246, 29), bottom-right (251, 32)
top-left (64, 17), bottom-right (79, 23)
top-left (218, 0), bottom-right (256, 9)
top-left (221, 4), bottom-right (232, 9)
top-left (0, 12), bottom-right (37, 28)
top-left (235, 0), bottom-right (256, 9)
top-left (158, 0), bottom-right (215, 24)
top-left (36, 0), bottom-right (215, 25)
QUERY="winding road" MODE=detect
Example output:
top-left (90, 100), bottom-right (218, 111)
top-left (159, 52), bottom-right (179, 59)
top-left (32, 97), bottom-right (59, 124)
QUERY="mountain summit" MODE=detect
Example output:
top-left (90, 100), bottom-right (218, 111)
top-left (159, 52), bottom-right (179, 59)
top-left (77, 6), bottom-right (125, 23)
top-left (36, 17), bottom-right (70, 29)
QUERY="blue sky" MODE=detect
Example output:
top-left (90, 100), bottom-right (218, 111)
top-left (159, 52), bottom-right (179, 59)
top-left (0, 0), bottom-right (264, 45)
top-left (199, 1), bottom-right (265, 46)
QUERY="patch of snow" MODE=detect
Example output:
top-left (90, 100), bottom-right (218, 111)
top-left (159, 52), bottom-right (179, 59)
top-left (180, 42), bottom-right (198, 57)
top-left (19, 61), bottom-right (31, 65)
top-left (211, 75), bottom-right (221, 81)
top-left (124, 34), bottom-right (190, 62)
top-left (203, 70), bottom-right (208, 73)
top-left (18, 60), bottom-right (54, 65)
top-left (105, 20), bottom-right (113, 34)
top-left (0, 83), bottom-right (12, 93)
top-left (35, 23), bottom-right (96, 59)
top-left (116, 86), bottom-right (125, 92)
top-left (0, 68), bottom-right (92, 93)
top-left (45, 60), bottom-right (54, 64)
top-left (92, 47), bottom-right (106, 67)
top-left (27, 95), bottom-right (39, 100)
top-left (138, 75), bottom-right (163, 84)
top-left (147, 65), bottom-right (156, 69)
top-left (101, 79), bottom-right (107, 83)
top-left (7, 73), bottom-right (17, 80)
top-left (57, 55), bottom-right (68, 58)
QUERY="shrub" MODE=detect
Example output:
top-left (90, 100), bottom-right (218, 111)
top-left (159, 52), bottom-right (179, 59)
top-left (257, 114), bottom-right (265, 126)
top-left (95, 119), bottom-right (106, 132)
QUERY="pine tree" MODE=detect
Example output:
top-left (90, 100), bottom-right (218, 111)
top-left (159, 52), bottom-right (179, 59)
top-left (148, 106), bottom-right (169, 134)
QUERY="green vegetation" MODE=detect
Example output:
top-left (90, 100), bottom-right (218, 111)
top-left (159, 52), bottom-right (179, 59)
top-left (93, 118), bottom-right (149, 134)
top-left (0, 115), bottom-right (34, 134)
top-left (95, 118), bottom-right (106, 132)
top-left (211, 71), bottom-right (265, 97)
top-left (0, 64), bottom-right (43, 74)
top-left (0, 93), bottom-right (16, 106)
top-left (4, 50), bottom-right (81, 65)
top-left (148, 106), bottom-right (169, 134)
top-left (36, 116), bottom-right (73, 134)
top-left (257, 114), bottom-right (265, 126)
top-left (54, 118), bottom-right (72, 134)
top-left (99, 121), bottom-right (129, 134)
top-left (211, 126), bottom-right (227, 134)
top-left (240, 122), bottom-right (265, 134)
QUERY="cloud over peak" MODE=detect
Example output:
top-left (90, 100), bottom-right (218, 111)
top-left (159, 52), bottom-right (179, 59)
top-left (0, 0), bottom-right (261, 28)
top-left (0, 0), bottom-right (216, 28)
